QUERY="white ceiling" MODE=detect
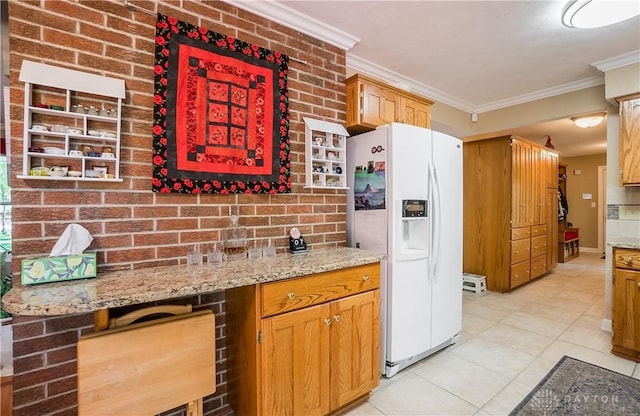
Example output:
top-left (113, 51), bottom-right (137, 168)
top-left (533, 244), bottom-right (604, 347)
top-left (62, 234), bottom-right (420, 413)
top-left (229, 0), bottom-right (640, 157)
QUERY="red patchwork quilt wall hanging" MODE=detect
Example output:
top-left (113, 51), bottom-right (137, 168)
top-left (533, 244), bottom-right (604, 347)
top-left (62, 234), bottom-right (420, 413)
top-left (152, 14), bottom-right (291, 194)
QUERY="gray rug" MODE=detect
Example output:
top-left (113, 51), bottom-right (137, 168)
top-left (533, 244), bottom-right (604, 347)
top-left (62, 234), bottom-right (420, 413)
top-left (510, 355), bottom-right (640, 415)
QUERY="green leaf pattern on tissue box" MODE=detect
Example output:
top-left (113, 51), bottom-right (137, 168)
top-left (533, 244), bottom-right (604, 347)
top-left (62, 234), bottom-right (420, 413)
top-left (21, 253), bottom-right (97, 285)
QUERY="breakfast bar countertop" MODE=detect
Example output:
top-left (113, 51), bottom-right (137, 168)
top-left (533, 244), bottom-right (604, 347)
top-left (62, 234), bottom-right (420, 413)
top-left (2, 247), bottom-right (386, 316)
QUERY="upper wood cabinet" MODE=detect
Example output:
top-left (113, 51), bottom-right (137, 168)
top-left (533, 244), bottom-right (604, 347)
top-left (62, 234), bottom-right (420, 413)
top-left (618, 94), bottom-right (640, 186)
top-left (346, 74), bottom-right (433, 135)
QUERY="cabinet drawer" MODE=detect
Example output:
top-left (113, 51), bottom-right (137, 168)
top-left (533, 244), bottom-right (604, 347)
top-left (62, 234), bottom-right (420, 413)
top-left (261, 263), bottom-right (380, 317)
top-left (511, 261), bottom-right (530, 288)
top-left (531, 235), bottom-right (547, 258)
top-left (531, 254), bottom-right (547, 278)
top-left (532, 225), bottom-right (547, 237)
top-left (511, 239), bottom-right (531, 264)
top-left (614, 248), bottom-right (640, 271)
top-left (511, 227), bottom-right (531, 241)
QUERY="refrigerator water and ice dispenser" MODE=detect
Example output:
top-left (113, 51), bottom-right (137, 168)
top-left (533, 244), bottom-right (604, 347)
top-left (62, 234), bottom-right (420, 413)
top-left (396, 199), bottom-right (429, 261)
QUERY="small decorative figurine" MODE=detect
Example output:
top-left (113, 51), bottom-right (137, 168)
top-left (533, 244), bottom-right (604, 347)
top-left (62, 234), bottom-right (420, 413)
top-left (289, 227), bottom-right (308, 253)
top-left (544, 135), bottom-right (555, 149)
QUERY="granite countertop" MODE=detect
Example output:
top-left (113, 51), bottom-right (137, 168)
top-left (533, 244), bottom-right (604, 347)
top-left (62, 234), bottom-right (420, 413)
top-left (2, 247), bottom-right (386, 316)
top-left (608, 238), bottom-right (640, 250)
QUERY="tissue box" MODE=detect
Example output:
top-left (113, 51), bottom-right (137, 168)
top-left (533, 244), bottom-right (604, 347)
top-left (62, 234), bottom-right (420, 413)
top-left (21, 253), bottom-right (97, 285)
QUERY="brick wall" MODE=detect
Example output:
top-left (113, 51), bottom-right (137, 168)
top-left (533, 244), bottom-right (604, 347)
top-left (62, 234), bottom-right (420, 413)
top-left (7, 1), bottom-right (347, 414)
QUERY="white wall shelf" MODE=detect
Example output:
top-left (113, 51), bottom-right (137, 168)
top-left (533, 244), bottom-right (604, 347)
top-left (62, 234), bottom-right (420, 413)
top-left (304, 117), bottom-right (349, 189)
top-left (17, 60), bottom-right (125, 182)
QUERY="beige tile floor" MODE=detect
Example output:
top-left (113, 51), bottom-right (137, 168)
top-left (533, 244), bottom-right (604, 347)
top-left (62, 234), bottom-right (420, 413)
top-left (342, 252), bottom-right (640, 416)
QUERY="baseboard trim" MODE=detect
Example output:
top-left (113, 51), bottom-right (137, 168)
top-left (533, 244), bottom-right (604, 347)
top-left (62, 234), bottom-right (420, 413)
top-left (580, 247), bottom-right (600, 253)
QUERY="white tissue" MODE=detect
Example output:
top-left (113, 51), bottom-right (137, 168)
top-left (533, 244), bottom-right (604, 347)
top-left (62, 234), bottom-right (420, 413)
top-left (50, 223), bottom-right (93, 256)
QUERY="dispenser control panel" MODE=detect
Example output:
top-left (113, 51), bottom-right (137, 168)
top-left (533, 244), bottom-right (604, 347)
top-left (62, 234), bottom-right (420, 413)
top-left (402, 199), bottom-right (427, 218)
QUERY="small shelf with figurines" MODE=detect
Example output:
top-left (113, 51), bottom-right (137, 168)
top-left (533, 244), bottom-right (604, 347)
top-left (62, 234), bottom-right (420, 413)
top-left (304, 117), bottom-right (349, 189)
top-left (17, 60), bottom-right (125, 182)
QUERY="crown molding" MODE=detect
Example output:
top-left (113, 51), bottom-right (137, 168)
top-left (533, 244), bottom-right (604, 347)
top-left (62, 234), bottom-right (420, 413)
top-left (592, 50), bottom-right (640, 72)
top-left (348, 54), bottom-right (604, 114)
top-left (473, 76), bottom-right (605, 113)
top-left (347, 54), bottom-right (476, 113)
top-left (221, 0), bottom-right (359, 51)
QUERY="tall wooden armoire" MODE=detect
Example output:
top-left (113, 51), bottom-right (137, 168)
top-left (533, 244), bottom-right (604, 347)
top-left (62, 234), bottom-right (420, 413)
top-left (463, 135), bottom-right (558, 293)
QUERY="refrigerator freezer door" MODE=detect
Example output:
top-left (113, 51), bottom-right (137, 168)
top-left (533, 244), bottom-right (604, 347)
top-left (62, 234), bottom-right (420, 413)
top-left (429, 131), bottom-right (463, 347)
top-left (388, 123), bottom-right (430, 263)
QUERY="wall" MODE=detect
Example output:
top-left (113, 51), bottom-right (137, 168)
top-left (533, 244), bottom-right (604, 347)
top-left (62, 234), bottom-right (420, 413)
top-left (604, 62), bottom-right (640, 100)
top-left (7, 0), bottom-right (347, 414)
top-left (560, 153), bottom-right (607, 249)
top-left (599, 59), bottom-right (640, 329)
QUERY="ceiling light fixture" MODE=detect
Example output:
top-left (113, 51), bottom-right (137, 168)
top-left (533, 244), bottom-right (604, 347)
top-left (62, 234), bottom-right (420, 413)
top-left (562, 0), bottom-right (640, 28)
top-left (571, 112), bottom-right (606, 128)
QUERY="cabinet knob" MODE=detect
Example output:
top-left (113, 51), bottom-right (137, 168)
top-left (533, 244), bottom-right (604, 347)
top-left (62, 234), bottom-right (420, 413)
top-left (288, 292), bottom-right (295, 300)
top-left (334, 315), bottom-right (341, 322)
top-left (637, 282), bottom-right (640, 288)
top-left (626, 257), bottom-right (633, 265)
top-left (362, 275), bottom-right (370, 282)
top-left (324, 318), bottom-right (332, 326)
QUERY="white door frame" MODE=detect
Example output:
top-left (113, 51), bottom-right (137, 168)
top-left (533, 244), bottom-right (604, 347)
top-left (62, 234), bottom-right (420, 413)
top-left (597, 165), bottom-right (607, 254)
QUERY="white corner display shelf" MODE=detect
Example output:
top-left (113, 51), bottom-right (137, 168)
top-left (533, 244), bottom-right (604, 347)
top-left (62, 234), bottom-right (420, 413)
top-left (17, 60), bottom-right (126, 182)
top-left (304, 117), bottom-right (349, 189)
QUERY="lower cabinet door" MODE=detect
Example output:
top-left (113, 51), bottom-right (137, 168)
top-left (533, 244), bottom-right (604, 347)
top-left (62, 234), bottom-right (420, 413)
top-left (330, 290), bottom-right (381, 410)
top-left (612, 268), bottom-right (640, 357)
top-left (261, 303), bottom-right (331, 416)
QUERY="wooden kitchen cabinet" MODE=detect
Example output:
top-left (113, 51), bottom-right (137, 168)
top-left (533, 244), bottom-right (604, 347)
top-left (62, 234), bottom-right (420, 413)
top-left (612, 247), bottom-right (640, 361)
top-left (226, 263), bottom-right (381, 416)
top-left (401, 97), bottom-right (431, 129)
top-left (463, 135), bottom-right (558, 292)
top-left (618, 94), bottom-right (640, 186)
top-left (345, 74), bottom-right (433, 135)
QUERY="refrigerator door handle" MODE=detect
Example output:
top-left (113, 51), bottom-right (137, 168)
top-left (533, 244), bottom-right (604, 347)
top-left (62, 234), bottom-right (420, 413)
top-left (431, 161), bottom-right (442, 282)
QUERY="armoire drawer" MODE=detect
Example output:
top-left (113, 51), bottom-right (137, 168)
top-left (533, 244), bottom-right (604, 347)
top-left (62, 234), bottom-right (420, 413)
top-left (511, 261), bottom-right (531, 288)
top-left (531, 254), bottom-right (547, 278)
top-left (531, 225), bottom-right (547, 237)
top-left (511, 227), bottom-right (531, 241)
top-left (531, 235), bottom-right (547, 258)
top-left (511, 239), bottom-right (531, 264)
top-left (261, 263), bottom-right (380, 317)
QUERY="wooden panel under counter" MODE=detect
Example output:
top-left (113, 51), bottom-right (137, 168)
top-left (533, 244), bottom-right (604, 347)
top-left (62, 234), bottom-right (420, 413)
top-left (226, 262), bottom-right (382, 416)
top-left (261, 263), bottom-right (380, 317)
top-left (612, 246), bottom-right (640, 362)
top-left (614, 247), bottom-right (640, 270)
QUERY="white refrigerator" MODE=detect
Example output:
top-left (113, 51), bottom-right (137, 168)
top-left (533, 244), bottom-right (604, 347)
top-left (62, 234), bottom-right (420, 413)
top-left (346, 123), bottom-right (462, 377)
